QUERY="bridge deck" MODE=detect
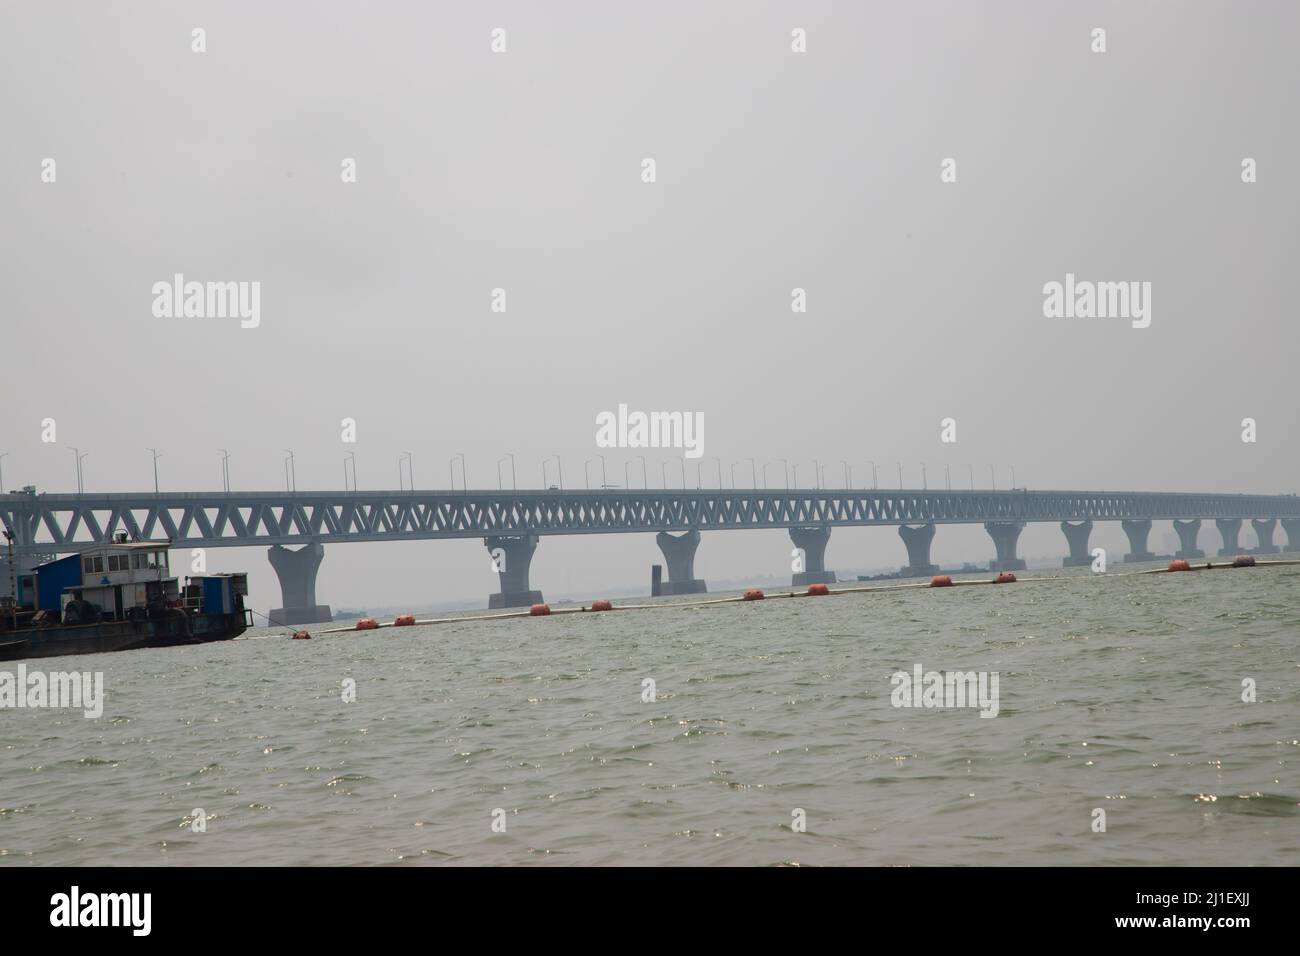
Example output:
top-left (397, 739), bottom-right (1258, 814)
top-left (2, 489), bottom-right (1297, 553)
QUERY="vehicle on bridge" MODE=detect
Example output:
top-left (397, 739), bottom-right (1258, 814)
top-left (0, 534), bottom-right (250, 661)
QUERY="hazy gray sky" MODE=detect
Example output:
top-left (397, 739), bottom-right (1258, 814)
top-left (3, 1), bottom-right (1297, 610)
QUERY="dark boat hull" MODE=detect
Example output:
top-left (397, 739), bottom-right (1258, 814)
top-left (0, 612), bottom-right (247, 662)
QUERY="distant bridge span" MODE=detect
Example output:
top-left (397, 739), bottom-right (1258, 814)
top-left (3, 488), bottom-right (1298, 620)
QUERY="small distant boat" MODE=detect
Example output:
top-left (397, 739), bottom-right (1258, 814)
top-left (0, 535), bottom-right (250, 661)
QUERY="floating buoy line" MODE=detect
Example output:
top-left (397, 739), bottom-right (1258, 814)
top-left (252, 556), bottom-right (1299, 640)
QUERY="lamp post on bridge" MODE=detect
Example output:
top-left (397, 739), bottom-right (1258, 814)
top-left (865, 460), bottom-right (878, 490)
top-left (68, 447), bottom-right (87, 494)
top-left (744, 457), bottom-right (756, 489)
top-left (897, 461), bottom-right (903, 490)
top-left (543, 455), bottom-right (563, 490)
top-left (146, 448), bottom-right (162, 493)
top-left (283, 450), bottom-right (296, 492)
top-left (841, 460), bottom-right (851, 489)
top-left (344, 451), bottom-right (356, 491)
top-left (730, 461), bottom-right (738, 488)
top-left (449, 452), bottom-right (466, 491)
top-left (0, 452), bottom-right (8, 494)
top-left (1010, 465), bottom-right (1017, 489)
top-left (219, 449), bottom-right (230, 492)
top-left (496, 454), bottom-right (516, 491)
top-left (968, 464), bottom-right (974, 490)
top-left (399, 451), bottom-right (413, 492)
top-left (988, 465), bottom-right (996, 491)
top-left (921, 463), bottom-right (927, 490)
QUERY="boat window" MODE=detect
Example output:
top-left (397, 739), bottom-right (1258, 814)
top-left (132, 553), bottom-right (143, 569)
top-left (83, 557), bottom-right (93, 573)
top-left (92, 556), bottom-right (104, 573)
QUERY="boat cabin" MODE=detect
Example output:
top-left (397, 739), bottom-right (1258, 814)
top-left (64, 542), bottom-right (181, 621)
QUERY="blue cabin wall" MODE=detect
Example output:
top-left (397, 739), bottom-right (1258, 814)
top-left (35, 555), bottom-right (81, 612)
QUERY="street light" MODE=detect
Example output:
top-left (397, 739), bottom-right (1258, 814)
top-left (449, 452), bottom-right (466, 491)
top-left (219, 449), bottom-right (231, 492)
top-left (968, 464), bottom-right (974, 490)
top-left (744, 457), bottom-right (756, 489)
top-left (730, 461), bottom-right (739, 488)
top-left (496, 453), bottom-right (516, 491)
top-left (283, 450), bottom-right (296, 492)
top-left (400, 451), bottom-right (413, 491)
top-left (0, 452), bottom-right (8, 493)
top-left (635, 455), bottom-right (647, 489)
top-left (584, 458), bottom-right (594, 490)
top-left (897, 461), bottom-right (903, 490)
top-left (660, 460), bottom-right (669, 489)
top-left (69, 446), bottom-right (87, 494)
top-left (841, 460), bottom-right (852, 489)
top-left (147, 448), bottom-right (162, 493)
top-left (713, 457), bottom-right (723, 488)
top-left (945, 464), bottom-right (951, 490)
top-left (597, 453), bottom-right (607, 489)
top-left (988, 465), bottom-right (996, 491)
top-left (1010, 465), bottom-right (1017, 489)
top-left (344, 451), bottom-right (357, 491)
top-left (921, 463), bottom-right (928, 490)
top-left (543, 454), bottom-right (563, 489)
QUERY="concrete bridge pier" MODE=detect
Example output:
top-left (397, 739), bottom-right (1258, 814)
top-left (1251, 518), bottom-right (1280, 554)
top-left (655, 529), bottom-right (707, 595)
top-left (898, 523), bottom-right (939, 577)
top-left (1282, 519), bottom-right (1300, 553)
top-left (1172, 519), bottom-right (1204, 559)
top-left (1120, 519), bottom-right (1154, 562)
top-left (1060, 520), bottom-right (1093, 566)
top-left (1216, 518), bottom-right (1242, 556)
top-left (485, 535), bottom-right (543, 609)
top-left (268, 543), bottom-right (333, 625)
top-left (984, 521), bottom-right (1026, 572)
top-left (789, 526), bottom-right (836, 586)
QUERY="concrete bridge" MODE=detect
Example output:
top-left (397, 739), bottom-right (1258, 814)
top-left (3, 487), bottom-right (1298, 621)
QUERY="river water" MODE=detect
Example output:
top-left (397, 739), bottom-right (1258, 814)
top-left (2, 565), bottom-right (1296, 866)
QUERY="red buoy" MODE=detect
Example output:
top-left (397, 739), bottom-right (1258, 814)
top-left (1168, 559), bottom-right (1191, 572)
top-left (1232, 554), bottom-right (1256, 568)
top-left (930, 575), bottom-right (954, 588)
top-left (743, 588), bottom-right (765, 601)
top-left (355, 617), bottom-right (379, 630)
top-left (291, 630), bottom-right (311, 640)
top-left (589, 599), bottom-right (613, 612)
top-left (393, 614), bottom-right (416, 626)
top-left (994, 572), bottom-right (1017, 584)
top-left (806, 583), bottom-right (830, 596)
top-left (529, 603), bottom-right (551, 616)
